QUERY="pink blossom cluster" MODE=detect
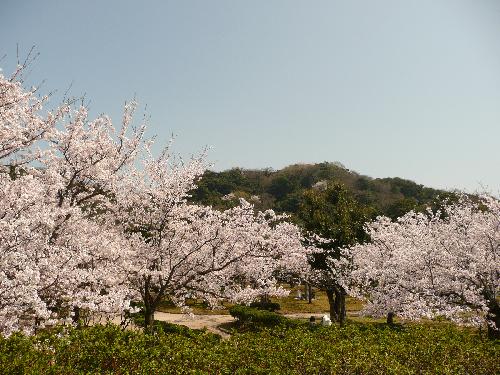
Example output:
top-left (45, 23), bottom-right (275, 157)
top-left (348, 197), bottom-right (499, 331)
top-left (0, 69), bottom-right (311, 335)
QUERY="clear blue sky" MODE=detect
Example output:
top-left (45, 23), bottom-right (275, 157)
top-left (2, 0), bottom-right (500, 193)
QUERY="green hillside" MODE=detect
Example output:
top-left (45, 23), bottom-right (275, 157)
top-left (190, 162), bottom-right (451, 220)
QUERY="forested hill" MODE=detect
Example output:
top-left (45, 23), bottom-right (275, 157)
top-left (190, 162), bottom-right (451, 219)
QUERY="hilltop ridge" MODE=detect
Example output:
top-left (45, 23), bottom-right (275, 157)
top-left (190, 162), bottom-right (451, 219)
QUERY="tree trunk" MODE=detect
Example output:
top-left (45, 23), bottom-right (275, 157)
top-left (326, 289), bottom-right (338, 322)
top-left (260, 294), bottom-right (270, 303)
top-left (144, 306), bottom-right (155, 330)
top-left (387, 312), bottom-right (395, 326)
top-left (334, 289), bottom-right (346, 326)
top-left (72, 306), bottom-right (81, 326)
top-left (307, 283), bottom-right (313, 304)
top-left (143, 281), bottom-right (155, 330)
top-left (142, 279), bottom-right (169, 331)
top-left (486, 301), bottom-right (500, 339)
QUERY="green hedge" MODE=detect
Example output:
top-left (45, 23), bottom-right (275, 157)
top-left (249, 301), bottom-right (280, 312)
top-left (229, 305), bottom-right (289, 327)
top-left (0, 323), bottom-right (498, 374)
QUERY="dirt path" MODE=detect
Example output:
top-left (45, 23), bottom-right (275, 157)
top-left (154, 312), bottom-right (234, 338)
top-left (107, 310), bottom-right (360, 337)
top-left (152, 311), bottom-right (349, 338)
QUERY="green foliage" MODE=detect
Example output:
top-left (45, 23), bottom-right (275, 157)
top-left (190, 162), bottom-right (444, 219)
top-left (267, 176), bottom-right (294, 200)
top-left (134, 313), bottom-right (219, 339)
top-left (249, 301), bottom-right (281, 312)
top-left (297, 183), bottom-right (371, 246)
top-left (152, 321), bottom-right (222, 343)
top-left (229, 305), bottom-right (291, 327)
top-left (385, 197), bottom-right (419, 220)
top-left (1, 323), bottom-right (498, 374)
top-left (296, 183), bottom-right (372, 276)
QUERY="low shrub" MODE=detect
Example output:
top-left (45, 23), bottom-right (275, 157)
top-left (229, 305), bottom-right (287, 327)
top-left (249, 301), bottom-right (281, 312)
top-left (152, 320), bottom-right (221, 342)
top-left (0, 323), bottom-right (498, 374)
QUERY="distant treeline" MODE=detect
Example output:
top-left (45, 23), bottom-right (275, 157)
top-left (190, 162), bottom-right (456, 220)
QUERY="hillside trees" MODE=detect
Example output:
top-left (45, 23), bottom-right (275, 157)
top-left (349, 196), bottom-right (500, 338)
top-left (190, 163), bottom-right (444, 219)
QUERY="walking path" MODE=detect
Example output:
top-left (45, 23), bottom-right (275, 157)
top-left (154, 312), bottom-right (234, 337)
top-left (107, 310), bottom-right (360, 337)
top-left (151, 311), bottom-right (352, 337)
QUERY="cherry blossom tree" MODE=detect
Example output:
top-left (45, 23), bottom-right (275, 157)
top-left (0, 67), bottom-right (144, 334)
top-left (0, 64), bottom-right (312, 334)
top-left (0, 68), bottom-right (71, 334)
top-left (0, 52), bottom-right (74, 167)
top-left (349, 196), bottom-right (500, 338)
top-left (113, 147), bottom-right (311, 327)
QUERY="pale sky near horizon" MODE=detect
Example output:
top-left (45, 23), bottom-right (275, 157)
top-left (1, 0), bottom-right (500, 193)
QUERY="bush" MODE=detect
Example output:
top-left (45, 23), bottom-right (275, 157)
top-left (229, 305), bottom-right (302, 330)
top-left (229, 305), bottom-right (286, 326)
top-left (0, 323), bottom-right (498, 374)
top-left (249, 301), bottom-right (281, 312)
top-left (152, 320), bottom-right (221, 342)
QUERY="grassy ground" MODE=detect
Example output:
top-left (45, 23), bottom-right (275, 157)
top-left (157, 285), bottom-right (365, 317)
top-left (156, 285), bottom-right (481, 332)
top-left (155, 286), bottom-right (445, 327)
top-left (271, 285), bottom-right (364, 315)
